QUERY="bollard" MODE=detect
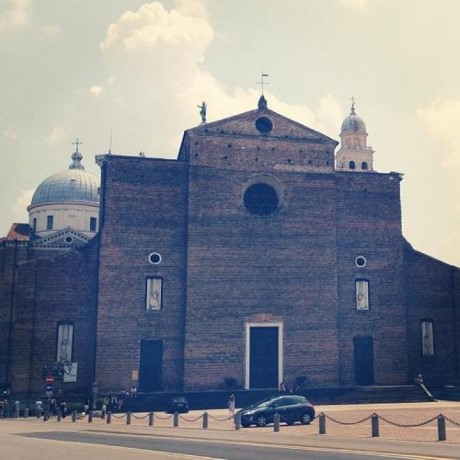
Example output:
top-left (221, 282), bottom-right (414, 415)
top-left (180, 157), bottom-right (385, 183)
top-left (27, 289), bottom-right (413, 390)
top-left (57, 411), bottom-right (61, 422)
top-left (234, 412), bottom-right (241, 431)
top-left (24, 408), bottom-right (29, 419)
top-left (371, 414), bottom-right (380, 438)
top-left (202, 411), bottom-right (208, 429)
top-left (438, 415), bottom-right (446, 441)
top-left (106, 411), bottom-right (111, 424)
top-left (173, 412), bottom-right (179, 427)
top-left (148, 411), bottom-right (154, 427)
top-left (319, 413), bottom-right (326, 435)
top-left (273, 413), bottom-right (280, 432)
top-left (127, 412), bottom-right (132, 425)
top-left (88, 411), bottom-right (93, 423)
top-left (71, 411), bottom-right (77, 422)
top-left (43, 412), bottom-right (49, 422)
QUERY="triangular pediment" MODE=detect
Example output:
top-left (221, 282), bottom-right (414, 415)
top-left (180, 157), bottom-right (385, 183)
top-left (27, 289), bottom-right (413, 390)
top-left (179, 103), bottom-right (337, 160)
top-left (30, 227), bottom-right (91, 249)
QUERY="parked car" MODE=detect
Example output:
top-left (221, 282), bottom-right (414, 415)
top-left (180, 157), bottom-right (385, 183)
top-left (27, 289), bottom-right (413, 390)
top-left (238, 395), bottom-right (315, 427)
top-left (166, 396), bottom-right (189, 414)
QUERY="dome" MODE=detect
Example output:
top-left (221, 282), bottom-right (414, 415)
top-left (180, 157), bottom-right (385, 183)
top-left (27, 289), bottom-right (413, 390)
top-left (30, 150), bottom-right (100, 207)
top-left (341, 103), bottom-right (366, 134)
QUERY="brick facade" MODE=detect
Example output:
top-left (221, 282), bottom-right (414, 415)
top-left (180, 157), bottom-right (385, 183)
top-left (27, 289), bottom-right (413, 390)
top-left (1, 100), bottom-right (459, 397)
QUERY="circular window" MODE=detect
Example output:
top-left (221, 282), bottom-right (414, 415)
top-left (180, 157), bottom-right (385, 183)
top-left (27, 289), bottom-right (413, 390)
top-left (244, 183), bottom-right (278, 215)
top-left (355, 256), bottom-right (367, 268)
top-left (148, 252), bottom-right (162, 265)
top-left (255, 116), bottom-right (273, 134)
top-left (64, 236), bottom-right (73, 244)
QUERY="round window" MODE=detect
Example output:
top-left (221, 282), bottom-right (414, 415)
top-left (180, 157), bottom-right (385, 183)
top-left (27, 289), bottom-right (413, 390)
top-left (64, 236), bottom-right (73, 244)
top-left (148, 252), bottom-right (162, 265)
top-left (355, 256), bottom-right (367, 268)
top-left (244, 183), bottom-right (278, 215)
top-left (255, 116), bottom-right (273, 134)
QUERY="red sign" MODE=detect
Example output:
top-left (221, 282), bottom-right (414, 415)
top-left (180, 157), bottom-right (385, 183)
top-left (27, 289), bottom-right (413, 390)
top-left (45, 376), bottom-right (54, 383)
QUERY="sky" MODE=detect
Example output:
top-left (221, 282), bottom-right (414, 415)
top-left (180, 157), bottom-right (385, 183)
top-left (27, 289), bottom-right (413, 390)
top-left (1, 0), bottom-right (459, 266)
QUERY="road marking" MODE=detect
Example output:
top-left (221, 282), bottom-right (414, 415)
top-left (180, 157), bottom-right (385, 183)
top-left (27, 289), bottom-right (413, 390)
top-left (82, 431), bottom-right (452, 460)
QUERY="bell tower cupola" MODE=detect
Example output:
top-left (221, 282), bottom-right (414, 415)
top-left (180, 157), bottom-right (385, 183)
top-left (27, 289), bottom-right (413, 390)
top-left (336, 100), bottom-right (374, 172)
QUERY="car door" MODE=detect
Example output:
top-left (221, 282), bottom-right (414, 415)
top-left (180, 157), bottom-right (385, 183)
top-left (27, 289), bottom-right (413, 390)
top-left (271, 397), bottom-right (291, 423)
top-left (280, 396), bottom-right (303, 423)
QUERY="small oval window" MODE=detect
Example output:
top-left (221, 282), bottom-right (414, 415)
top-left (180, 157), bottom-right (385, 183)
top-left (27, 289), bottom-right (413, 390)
top-left (355, 256), bottom-right (367, 268)
top-left (148, 252), bottom-right (162, 265)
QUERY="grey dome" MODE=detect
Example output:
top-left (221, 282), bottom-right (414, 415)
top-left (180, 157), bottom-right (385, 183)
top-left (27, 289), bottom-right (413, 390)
top-left (341, 104), bottom-right (366, 133)
top-left (30, 150), bottom-right (100, 207)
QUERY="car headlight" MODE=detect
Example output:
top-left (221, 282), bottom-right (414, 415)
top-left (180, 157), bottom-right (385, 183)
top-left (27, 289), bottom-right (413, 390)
top-left (243, 410), bottom-right (256, 416)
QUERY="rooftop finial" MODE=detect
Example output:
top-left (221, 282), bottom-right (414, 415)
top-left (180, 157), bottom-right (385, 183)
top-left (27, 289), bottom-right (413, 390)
top-left (256, 72), bottom-right (269, 95)
top-left (69, 138), bottom-right (84, 170)
top-left (257, 72), bottom-right (269, 109)
top-left (350, 96), bottom-right (356, 115)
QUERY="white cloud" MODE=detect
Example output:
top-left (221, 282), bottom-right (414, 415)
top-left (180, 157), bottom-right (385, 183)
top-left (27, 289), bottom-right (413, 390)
top-left (416, 98), bottom-right (460, 167)
top-left (0, 0), bottom-right (32, 34)
top-left (40, 24), bottom-right (61, 39)
top-left (12, 189), bottom-right (33, 221)
top-left (100, 1), bottom-right (213, 53)
top-left (316, 94), bottom-right (343, 139)
top-left (89, 85), bottom-right (104, 97)
top-left (4, 126), bottom-right (20, 142)
top-left (91, 1), bottom-right (337, 157)
top-left (45, 125), bottom-right (67, 145)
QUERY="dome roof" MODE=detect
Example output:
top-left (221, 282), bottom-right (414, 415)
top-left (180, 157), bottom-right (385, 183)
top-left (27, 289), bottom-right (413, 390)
top-left (341, 103), bottom-right (366, 134)
top-left (30, 150), bottom-right (100, 207)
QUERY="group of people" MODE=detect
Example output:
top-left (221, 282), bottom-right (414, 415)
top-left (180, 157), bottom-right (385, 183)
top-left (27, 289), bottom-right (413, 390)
top-left (279, 382), bottom-right (301, 394)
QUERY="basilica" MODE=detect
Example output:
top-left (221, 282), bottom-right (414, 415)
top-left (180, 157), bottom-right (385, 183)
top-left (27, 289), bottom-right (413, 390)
top-left (1, 96), bottom-right (459, 399)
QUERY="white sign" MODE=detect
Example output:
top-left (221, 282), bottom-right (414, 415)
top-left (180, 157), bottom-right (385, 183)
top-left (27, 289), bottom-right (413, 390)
top-left (63, 363), bottom-right (78, 383)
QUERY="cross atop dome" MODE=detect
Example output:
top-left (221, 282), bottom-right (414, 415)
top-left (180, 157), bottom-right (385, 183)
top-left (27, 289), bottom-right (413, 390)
top-left (70, 138), bottom-right (84, 170)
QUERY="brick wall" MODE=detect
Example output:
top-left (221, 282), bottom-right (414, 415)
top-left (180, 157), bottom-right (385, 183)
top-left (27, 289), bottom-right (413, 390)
top-left (404, 245), bottom-right (459, 385)
top-left (96, 156), bottom-right (188, 392)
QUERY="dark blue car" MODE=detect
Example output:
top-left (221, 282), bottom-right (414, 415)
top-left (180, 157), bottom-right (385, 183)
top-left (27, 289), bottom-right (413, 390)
top-left (239, 395), bottom-right (315, 427)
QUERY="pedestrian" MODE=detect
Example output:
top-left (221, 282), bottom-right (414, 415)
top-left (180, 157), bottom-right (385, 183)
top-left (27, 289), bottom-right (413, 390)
top-left (228, 393), bottom-right (236, 417)
top-left (60, 401), bottom-right (67, 418)
top-left (279, 382), bottom-right (287, 393)
top-left (35, 400), bottom-right (43, 417)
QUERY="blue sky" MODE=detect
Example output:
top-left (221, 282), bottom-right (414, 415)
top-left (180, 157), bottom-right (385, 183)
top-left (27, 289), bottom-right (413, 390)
top-left (1, 0), bottom-right (459, 266)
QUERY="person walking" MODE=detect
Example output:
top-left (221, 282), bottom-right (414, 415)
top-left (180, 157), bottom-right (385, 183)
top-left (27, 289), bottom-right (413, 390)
top-left (228, 394), bottom-right (236, 417)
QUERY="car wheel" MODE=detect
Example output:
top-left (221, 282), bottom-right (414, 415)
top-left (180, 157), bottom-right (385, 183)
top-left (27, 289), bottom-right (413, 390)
top-left (301, 412), bottom-right (313, 425)
top-left (255, 414), bottom-right (268, 427)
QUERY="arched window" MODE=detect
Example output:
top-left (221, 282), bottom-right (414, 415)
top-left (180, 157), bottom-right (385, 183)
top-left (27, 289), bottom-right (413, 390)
top-left (361, 162), bottom-right (368, 170)
top-left (56, 322), bottom-right (74, 363)
top-left (349, 161), bottom-right (356, 170)
top-left (421, 320), bottom-right (434, 356)
top-left (146, 276), bottom-right (163, 310)
top-left (355, 279), bottom-right (369, 310)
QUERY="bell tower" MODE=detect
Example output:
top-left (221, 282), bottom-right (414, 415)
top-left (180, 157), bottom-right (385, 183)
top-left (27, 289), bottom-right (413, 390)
top-left (336, 101), bottom-right (374, 172)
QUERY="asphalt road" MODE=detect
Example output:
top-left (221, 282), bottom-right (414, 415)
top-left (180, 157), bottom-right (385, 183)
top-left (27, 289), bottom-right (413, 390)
top-left (2, 401), bottom-right (460, 460)
top-left (13, 430), bottom-right (454, 460)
